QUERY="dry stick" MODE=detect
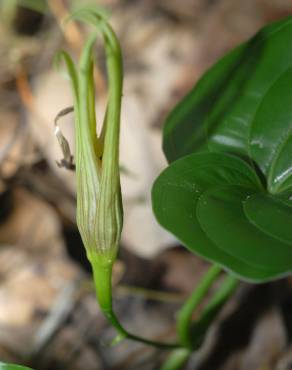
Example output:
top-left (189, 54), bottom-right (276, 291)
top-left (16, 68), bottom-right (52, 165)
top-left (116, 285), bottom-right (185, 304)
top-left (16, 68), bottom-right (35, 112)
top-left (16, 67), bottom-right (50, 134)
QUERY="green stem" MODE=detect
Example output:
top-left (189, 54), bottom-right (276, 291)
top-left (91, 261), bottom-right (113, 312)
top-left (160, 349), bottom-right (191, 370)
top-left (199, 275), bottom-right (239, 321)
top-left (177, 264), bottom-right (221, 348)
top-left (189, 275), bottom-right (239, 348)
top-left (91, 261), bottom-right (180, 349)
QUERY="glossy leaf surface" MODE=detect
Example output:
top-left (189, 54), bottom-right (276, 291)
top-left (163, 16), bottom-right (292, 170)
top-left (249, 66), bottom-right (292, 193)
top-left (153, 16), bottom-right (292, 282)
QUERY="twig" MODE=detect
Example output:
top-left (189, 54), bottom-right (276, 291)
top-left (116, 285), bottom-right (185, 304)
top-left (29, 280), bottom-right (80, 359)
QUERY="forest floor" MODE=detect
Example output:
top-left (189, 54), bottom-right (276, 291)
top-left (1, 1), bottom-right (292, 369)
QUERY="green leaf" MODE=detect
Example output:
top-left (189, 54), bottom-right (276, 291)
top-left (0, 362), bottom-right (33, 370)
top-left (152, 153), bottom-right (285, 281)
top-left (243, 193), bottom-right (292, 244)
top-left (249, 66), bottom-right (292, 194)
top-left (197, 186), bottom-right (292, 272)
top-left (154, 16), bottom-right (292, 282)
top-left (163, 16), bottom-right (292, 166)
top-left (163, 41), bottom-right (248, 162)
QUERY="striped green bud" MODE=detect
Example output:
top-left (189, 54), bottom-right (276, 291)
top-left (55, 8), bottom-right (123, 274)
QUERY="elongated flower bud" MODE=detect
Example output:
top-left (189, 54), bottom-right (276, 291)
top-left (55, 8), bottom-right (123, 310)
top-left (76, 29), bottom-right (123, 268)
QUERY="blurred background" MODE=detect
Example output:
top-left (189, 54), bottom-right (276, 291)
top-left (1, 0), bottom-right (292, 369)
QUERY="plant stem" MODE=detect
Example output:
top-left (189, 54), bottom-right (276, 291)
top-left (189, 274), bottom-right (239, 345)
top-left (160, 349), bottom-right (191, 370)
top-left (177, 264), bottom-right (221, 348)
top-left (199, 275), bottom-right (239, 321)
top-left (91, 261), bottom-right (180, 349)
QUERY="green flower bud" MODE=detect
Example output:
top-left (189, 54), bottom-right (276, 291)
top-left (76, 31), bottom-right (123, 268)
top-left (76, 13), bottom-right (123, 264)
top-left (55, 8), bottom-right (123, 311)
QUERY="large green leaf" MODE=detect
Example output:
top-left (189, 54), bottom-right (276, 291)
top-left (152, 153), bottom-right (289, 281)
top-left (153, 16), bottom-right (292, 282)
top-left (0, 362), bottom-right (33, 370)
top-left (163, 16), bottom-right (292, 169)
